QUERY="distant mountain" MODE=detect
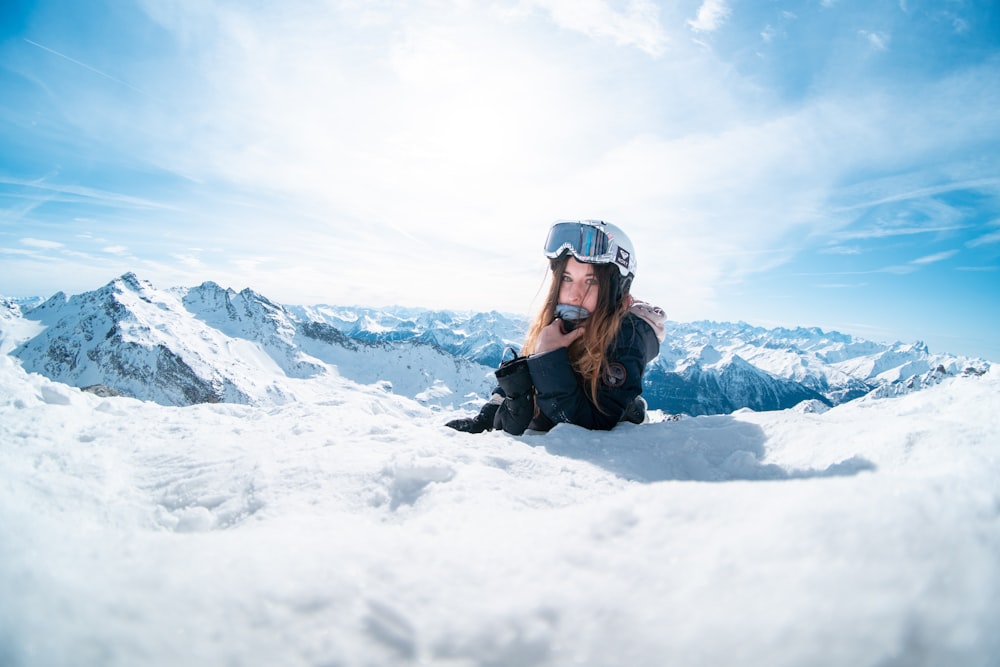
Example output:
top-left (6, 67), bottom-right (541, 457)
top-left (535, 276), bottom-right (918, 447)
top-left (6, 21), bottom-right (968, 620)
top-left (642, 354), bottom-right (830, 416)
top-left (0, 297), bottom-right (18, 321)
top-left (291, 303), bottom-right (990, 416)
top-left (6, 274), bottom-right (493, 407)
top-left (1, 274), bottom-right (990, 415)
top-left (645, 321), bottom-right (988, 414)
top-left (288, 304), bottom-right (526, 368)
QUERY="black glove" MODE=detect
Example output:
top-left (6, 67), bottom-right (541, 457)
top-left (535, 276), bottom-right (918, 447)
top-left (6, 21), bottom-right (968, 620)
top-left (494, 355), bottom-right (533, 397)
top-left (492, 355), bottom-right (535, 436)
top-left (446, 400), bottom-right (500, 433)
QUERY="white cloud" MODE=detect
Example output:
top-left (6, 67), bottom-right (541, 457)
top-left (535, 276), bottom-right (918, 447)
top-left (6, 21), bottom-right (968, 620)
top-left (859, 29), bottom-right (890, 51)
top-left (1, 178), bottom-right (174, 214)
top-left (835, 224), bottom-right (967, 241)
top-left (966, 225), bottom-right (1000, 247)
top-left (912, 250), bottom-right (959, 265)
top-left (114, 0), bottom-right (688, 311)
top-left (508, 0), bottom-right (667, 55)
top-left (688, 0), bottom-right (731, 33)
top-left (21, 238), bottom-right (64, 250)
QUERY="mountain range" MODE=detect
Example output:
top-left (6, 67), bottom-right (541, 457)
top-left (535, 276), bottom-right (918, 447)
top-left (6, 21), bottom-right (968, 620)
top-left (0, 273), bottom-right (990, 415)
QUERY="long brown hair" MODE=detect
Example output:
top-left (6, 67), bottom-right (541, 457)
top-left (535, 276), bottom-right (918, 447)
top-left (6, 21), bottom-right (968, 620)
top-left (522, 255), bottom-right (630, 409)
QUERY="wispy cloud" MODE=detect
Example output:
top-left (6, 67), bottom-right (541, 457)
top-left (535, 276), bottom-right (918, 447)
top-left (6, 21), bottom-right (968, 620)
top-left (503, 0), bottom-right (667, 55)
top-left (688, 0), bottom-right (731, 33)
top-left (21, 238), bottom-right (64, 250)
top-left (0, 178), bottom-right (175, 213)
top-left (817, 282), bottom-right (868, 289)
top-left (835, 177), bottom-right (1000, 212)
top-left (0, 248), bottom-right (38, 257)
top-left (22, 38), bottom-right (158, 100)
top-left (171, 253), bottom-right (204, 268)
top-left (966, 226), bottom-right (1000, 247)
top-left (879, 249), bottom-right (959, 275)
top-left (912, 250), bottom-right (959, 265)
top-left (820, 245), bottom-right (863, 255)
top-left (835, 224), bottom-right (968, 241)
top-left (858, 30), bottom-right (890, 51)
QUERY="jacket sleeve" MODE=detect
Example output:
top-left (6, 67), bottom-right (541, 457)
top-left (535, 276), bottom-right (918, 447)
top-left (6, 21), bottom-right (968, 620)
top-left (526, 315), bottom-right (658, 430)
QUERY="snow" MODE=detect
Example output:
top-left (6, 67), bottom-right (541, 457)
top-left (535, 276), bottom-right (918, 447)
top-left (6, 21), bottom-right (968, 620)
top-left (1, 353), bottom-right (999, 666)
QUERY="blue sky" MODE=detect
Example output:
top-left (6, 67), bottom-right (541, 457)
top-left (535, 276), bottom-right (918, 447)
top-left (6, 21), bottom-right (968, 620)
top-left (2, 0), bottom-right (999, 361)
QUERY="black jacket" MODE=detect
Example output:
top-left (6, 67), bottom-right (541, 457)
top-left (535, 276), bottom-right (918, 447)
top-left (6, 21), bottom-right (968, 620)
top-left (524, 313), bottom-right (659, 431)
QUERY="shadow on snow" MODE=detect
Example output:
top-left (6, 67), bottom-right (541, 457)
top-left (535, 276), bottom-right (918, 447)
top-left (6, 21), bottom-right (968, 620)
top-left (530, 415), bottom-right (876, 483)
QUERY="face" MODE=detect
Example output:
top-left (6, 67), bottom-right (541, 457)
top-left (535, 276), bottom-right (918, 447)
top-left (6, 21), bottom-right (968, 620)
top-left (558, 257), bottom-right (600, 314)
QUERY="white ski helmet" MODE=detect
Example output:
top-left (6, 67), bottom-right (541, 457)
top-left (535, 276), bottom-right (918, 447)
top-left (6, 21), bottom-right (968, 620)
top-left (543, 219), bottom-right (636, 299)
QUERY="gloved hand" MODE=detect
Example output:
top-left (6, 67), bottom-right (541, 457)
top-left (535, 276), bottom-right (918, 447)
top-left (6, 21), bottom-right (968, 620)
top-left (494, 355), bottom-right (533, 397)
top-left (492, 356), bottom-right (534, 436)
top-left (445, 399), bottom-right (500, 433)
top-left (493, 393), bottom-right (534, 436)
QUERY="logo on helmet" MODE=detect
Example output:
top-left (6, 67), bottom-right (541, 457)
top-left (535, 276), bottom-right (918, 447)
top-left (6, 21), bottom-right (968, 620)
top-left (615, 247), bottom-right (631, 271)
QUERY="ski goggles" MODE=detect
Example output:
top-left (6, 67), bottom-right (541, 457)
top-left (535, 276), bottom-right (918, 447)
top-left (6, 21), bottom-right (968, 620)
top-left (543, 221), bottom-right (614, 264)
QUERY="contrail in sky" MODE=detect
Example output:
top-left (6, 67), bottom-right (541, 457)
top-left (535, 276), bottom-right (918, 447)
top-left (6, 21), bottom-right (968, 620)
top-left (24, 38), bottom-right (156, 100)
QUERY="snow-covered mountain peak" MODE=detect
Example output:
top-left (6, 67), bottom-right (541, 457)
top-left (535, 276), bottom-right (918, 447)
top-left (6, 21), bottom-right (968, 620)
top-left (181, 280), bottom-right (297, 345)
top-left (1, 273), bottom-right (991, 416)
top-left (290, 303), bottom-right (527, 368)
top-left (118, 270), bottom-right (150, 292)
top-left (722, 353), bottom-right (757, 372)
top-left (6, 274), bottom-right (494, 408)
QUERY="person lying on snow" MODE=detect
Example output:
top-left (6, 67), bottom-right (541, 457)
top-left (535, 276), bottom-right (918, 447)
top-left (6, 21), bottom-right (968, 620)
top-left (447, 219), bottom-right (666, 436)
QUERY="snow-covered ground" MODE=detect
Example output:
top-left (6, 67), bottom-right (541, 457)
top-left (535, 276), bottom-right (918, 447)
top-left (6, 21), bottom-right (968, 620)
top-left (1, 352), bottom-right (998, 667)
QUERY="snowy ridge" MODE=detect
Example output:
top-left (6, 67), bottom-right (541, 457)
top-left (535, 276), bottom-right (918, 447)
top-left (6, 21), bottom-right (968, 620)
top-left (1, 336), bottom-right (998, 665)
top-left (292, 306), bottom-right (991, 415)
top-left (7, 274), bottom-right (493, 408)
top-left (645, 320), bottom-right (989, 414)
top-left (290, 303), bottom-right (527, 368)
top-left (2, 273), bottom-right (990, 415)
top-left (643, 352), bottom-right (830, 416)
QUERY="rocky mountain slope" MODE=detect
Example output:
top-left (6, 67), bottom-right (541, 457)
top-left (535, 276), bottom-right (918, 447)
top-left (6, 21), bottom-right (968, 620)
top-left (4, 274), bottom-right (493, 407)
